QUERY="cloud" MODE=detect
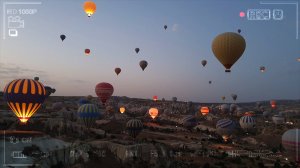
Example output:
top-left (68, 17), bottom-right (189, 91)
top-left (172, 24), bottom-right (179, 32)
top-left (68, 79), bottom-right (87, 84)
top-left (0, 63), bottom-right (46, 79)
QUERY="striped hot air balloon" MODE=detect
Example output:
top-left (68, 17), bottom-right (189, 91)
top-left (77, 104), bottom-right (100, 128)
top-left (282, 129), bottom-right (300, 163)
top-left (95, 82), bottom-right (114, 105)
top-left (216, 119), bottom-right (236, 141)
top-left (126, 118), bottom-right (143, 139)
top-left (3, 79), bottom-right (47, 123)
top-left (239, 116), bottom-right (256, 132)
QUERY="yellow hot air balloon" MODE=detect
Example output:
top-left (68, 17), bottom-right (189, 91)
top-left (212, 32), bottom-right (246, 72)
top-left (120, 106), bottom-right (126, 114)
top-left (149, 108), bottom-right (158, 119)
top-left (83, 1), bottom-right (96, 17)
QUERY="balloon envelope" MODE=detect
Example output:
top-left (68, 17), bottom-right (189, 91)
top-left (164, 25), bottom-right (167, 30)
top-left (119, 106), bottom-right (125, 114)
top-left (212, 32), bottom-right (246, 72)
top-left (115, 68), bottom-right (121, 75)
top-left (149, 108), bottom-right (159, 119)
top-left (135, 48), bottom-right (140, 54)
top-left (139, 60), bottom-right (148, 71)
top-left (200, 107), bottom-right (210, 116)
top-left (239, 116), bottom-right (256, 132)
top-left (85, 49), bottom-right (90, 55)
top-left (126, 118), bottom-right (143, 138)
top-left (78, 104), bottom-right (100, 128)
top-left (3, 79), bottom-right (47, 123)
top-left (95, 82), bottom-right (114, 105)
top-left (83, 1), bottom-right (96, 17)
top-left (282, 129), bottom-right (300, 162)
top-left (60, 34), bottom-right (66, 41)
top-left (201, 60), bottom-right (207, 67)
top-left (260, 66), bottom-right (266, 72)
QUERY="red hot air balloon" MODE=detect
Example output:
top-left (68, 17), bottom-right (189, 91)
top-left (85, 49), bottom-right (91, 55)
top-left (95, 82), bottom-right (114, 105)
top-left (270, 100), bottom-right (276, 109)
top-left (115, 68), bottom-right (121, 75)
top-left (153, 96), bottom-right (158, 101)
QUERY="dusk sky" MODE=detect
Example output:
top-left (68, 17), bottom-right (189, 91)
top-left (0, 0), bottom-right (299, 103)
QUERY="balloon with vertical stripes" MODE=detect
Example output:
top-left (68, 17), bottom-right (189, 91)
top-left (77, 104), bottom-right (101, 128)
top-left (126, 118), bottom-right (143, 139)
top-left (3, 79), bottom-right (47, 123)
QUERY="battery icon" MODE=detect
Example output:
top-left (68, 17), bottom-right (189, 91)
top-left (247, 9), bottom-right (271, 20)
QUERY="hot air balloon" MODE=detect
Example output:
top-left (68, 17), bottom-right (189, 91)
top-left (164, 25), bottom-right (167, 30)
top-left (259, 66), bottom-right (265, 73)
top-left (34, 77), bottom-right (39, 81)
top-left (139, 60), bottom-right (148, 71)
top-left (78, 104), bottom-right (100, 128)
top-left (297, 57), bottom-right (300, 62)
top-left (200, 106), bottom-right (210, 116)
top-left (221, 96), bottom-right (226, 101)
top-left (282, 129), bottom-right (300, 163)
top-left (216, 119), bottom-right (236, 142)
top-left (115, 68), bottom-right (121, 76)
top-left (95, 82), bottom-right (114, 105)
top-left (85, 49), bottom-right (90, 55)
top-left (230, 104), bottom-right (238, 114)
top-left (3, 79), bottom-right (47, 123)
top-left (237, 29), bottom-right (241, 34)
top-left (83, 1), bottom-right (96, 17)
top-left (220, 104), bottom-right (230, 113)
top-left (135, 48), bottom-right (140, 54)
top-left (126, 118), bottom-right (143, 139)
top-left (231, 94), bottom-right (237, 101)
top-left (212, 32), bottom-right (246, 72)
top-left (44, 86), bottom-right (56, 98)
top-left (119, 106), bottom-right (125, 114)
top-left (239, 116), bottom-right (256, 132)
top-left (201, 60), bottom-right (207, 67)
top-left (272, 115), bottom-right (285, 125)
top-left (78, 98), bottom-right (90, 106)
top-left (60, 34), bottom-right (66, 41)
top-left (149, 108), bottom-right (158, 119)
top-left (153, 96), bottom-right (158, 101)
top-left (270, 100), bottom-right (276, 109)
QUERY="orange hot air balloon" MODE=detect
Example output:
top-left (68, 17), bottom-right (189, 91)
top-left (200, 107), bottom-right (210, 116)
top-left (120, 106), bottom-right (125, 114)
top-left (3, 79), bottom-right (47, 123)
top-left (221, 96), bottom-right (226, 101)
top-left (83, 1), bottom-right (96, 17)
top-left (153, 96), bottom-right (158, 101)
top-left (149, 108), bottom-right (158, 119)
top-left (212, 32), bottom-right (246, 72)
top-left (270, 100), bottom-right (276, 109)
